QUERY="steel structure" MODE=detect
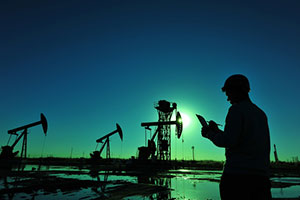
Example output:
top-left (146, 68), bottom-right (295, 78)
top-left (0, 113), bottom-right (48, 160)
top-left (90, 123), bottom-right (123, 160)
top-left (156, 100), bottom-right (176, 160)
top-left (139, 100), bottom-right (183, 160)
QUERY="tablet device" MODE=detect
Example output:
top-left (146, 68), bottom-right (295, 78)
top-left (196, 114), bottom-right (208, 127)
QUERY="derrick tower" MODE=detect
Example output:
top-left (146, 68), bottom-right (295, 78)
top-left (155, 100), bottom-right (177, 160)
top-left (139, 100), bottom-right (182, 161)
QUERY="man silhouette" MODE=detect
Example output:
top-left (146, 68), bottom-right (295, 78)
top-left (201, 74), bottom-right (272, 200)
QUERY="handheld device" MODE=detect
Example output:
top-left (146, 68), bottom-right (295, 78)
top-left (196, 114), bottom-right (208, 127)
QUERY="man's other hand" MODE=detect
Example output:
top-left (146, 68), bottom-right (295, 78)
top-left (208, 120), bottom-right (220, 132)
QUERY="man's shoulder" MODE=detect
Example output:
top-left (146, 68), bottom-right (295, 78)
top-left (231, 101), bottom-right (267, 118)
top-left (228, 103), bottom-right (243, 115)
top-left (229, 100), bottom-right (250, 110)
top-left (230, 100), bottom-right (264, 112)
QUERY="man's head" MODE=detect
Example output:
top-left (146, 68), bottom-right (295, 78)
top-left (222, 74), bottom-right (250, 104)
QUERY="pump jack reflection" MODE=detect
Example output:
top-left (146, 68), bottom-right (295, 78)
top-left (0, 175), bottom-right (14, 200)
top-left (137, 175), bottom-right (171, 200)
top-left (0, 169), bottom-right (40, 200)
top-left (89, 168), bottom-right (109, 198)
top-left (88, 168), bottom-right (171, 200)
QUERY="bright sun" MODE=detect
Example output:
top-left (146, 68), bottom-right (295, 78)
top-left (180, 112), bottom-right (190, 128)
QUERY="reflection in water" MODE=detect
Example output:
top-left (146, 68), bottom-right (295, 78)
top-left (1, 176), bottom-right (14, 200)
top-left (172, 175), bottom-right (220, 200)
top-left (1, 165), bottom-right (300, 200)
top-left (137, 175), bottom-right (171, 200)
top-left (271, 177), bottom-right (300, 199)
top-left (271, 185), bottom-right (300, 198)
top-left (89, 168), bottom-right (109, 198)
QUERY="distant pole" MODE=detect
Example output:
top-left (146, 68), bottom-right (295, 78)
top-left (274, 144), bottom-right (279, 163)
top-left (182, 137), bottom-right (184, 161)
top-left (145, 129), bottom-right (147, 146)
top-left (70, 147), bottom-right (73, 159)
top-left (192, 146), bottom-right (195, 161)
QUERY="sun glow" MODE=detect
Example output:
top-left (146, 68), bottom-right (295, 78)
top-left (180, 112), bottom-right (191, 128)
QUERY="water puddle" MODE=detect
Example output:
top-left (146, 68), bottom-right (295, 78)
top-left (1, 166), bottom-right (300, 199)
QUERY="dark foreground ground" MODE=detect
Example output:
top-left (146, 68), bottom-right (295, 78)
top-left (1, 158), bottom-right (300, 200)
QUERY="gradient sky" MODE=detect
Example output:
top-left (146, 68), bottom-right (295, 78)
top-left (1, 1), bottom-right (300, 161)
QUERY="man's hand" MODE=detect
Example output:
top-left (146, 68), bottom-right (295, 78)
top-left (202, 120), bottom-right (221, 138)
top-left (208, 120), bottom-right (220, 132)
top-left (201, 126), bottom-right (210, 138)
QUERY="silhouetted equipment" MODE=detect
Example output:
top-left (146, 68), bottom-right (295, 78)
top-left (192, 146), bottom-right (195, 161)
top-left (274, 144), bottom-right (279, 163)
top-left (0, 113), bottom-right (48, 160)
top-left (90, 123), bottom-right (123, 160)
top-left (138, 100), bottom-right (183, 160)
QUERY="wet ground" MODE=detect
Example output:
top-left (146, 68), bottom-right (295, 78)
top-left (1, 165), bottom-right (300, 200)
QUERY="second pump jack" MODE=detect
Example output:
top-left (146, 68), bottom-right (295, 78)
top-left (90, 123), bottom-right (123, 160)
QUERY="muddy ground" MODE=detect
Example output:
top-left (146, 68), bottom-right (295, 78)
top-left (1, 169), bottom-right (300, 200)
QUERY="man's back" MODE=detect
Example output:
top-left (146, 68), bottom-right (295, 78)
top-left (224, 100), bottom-right (270, 176)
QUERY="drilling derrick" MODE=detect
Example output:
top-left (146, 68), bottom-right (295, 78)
top-left (155, 100), bottom-right (176, 160)
top-left (139, 100), bottom-right (182, 161)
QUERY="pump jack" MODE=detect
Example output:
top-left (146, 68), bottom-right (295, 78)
top-left (90, 123), bottom-right (123, 160)
top-left (0, 113), bottom-right (48, 160)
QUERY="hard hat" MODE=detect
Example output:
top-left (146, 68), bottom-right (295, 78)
top-left (222, 74), bottom-right (250, 93)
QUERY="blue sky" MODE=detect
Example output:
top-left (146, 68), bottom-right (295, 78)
top-left (1, 0), bottom-right (300, 161)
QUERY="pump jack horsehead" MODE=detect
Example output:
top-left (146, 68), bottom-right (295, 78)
top-left (0, 113), bottom-right (48, 160)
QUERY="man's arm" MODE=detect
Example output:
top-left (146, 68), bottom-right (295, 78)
top-left (204, 106), bottom-right (243, 148)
